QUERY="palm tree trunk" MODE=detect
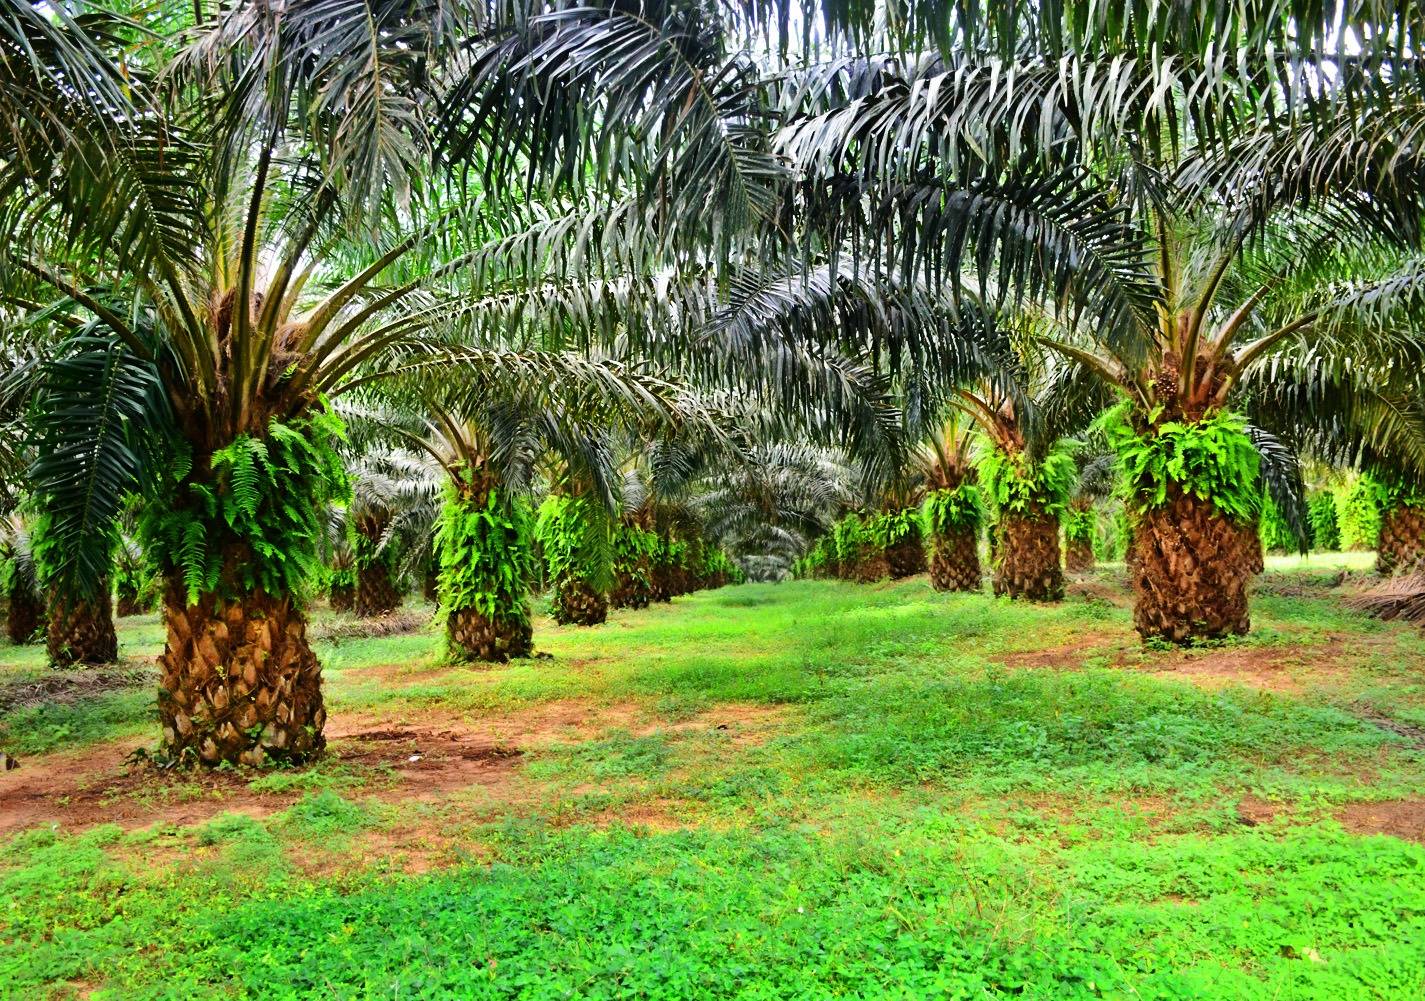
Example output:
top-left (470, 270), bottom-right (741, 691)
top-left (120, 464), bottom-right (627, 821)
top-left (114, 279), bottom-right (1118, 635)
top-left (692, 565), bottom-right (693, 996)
top-left (846, 550), bottom-right (891, 582)
top-left (1129, 489), bottom-right (1258, 642)
top-left (329, 582), bottom-right (354, 612)
top-left (929, 526), bottom-right (981, 592)
top-left (611, 559), bottom-right (652, 609)
top-left (6, 587), bottom-right (42, 644)
top-left (551, 576), bottom-right (608, 626)
top-left (116, 582), bottom-right (145, 617)
top-left (46, 589), bottom-right (117, 666)
top-left (1376, 505), bottom-right (1425, 575)
top-left (1065, 536), bottom-right (1096, 573)
top-left (355, 562), bottom-right (401, 617)
top-left (885, 536), bottom-right (927, 579)
top-left (992, 509), bottom-right (1064, 601)
top-left (446, 605), bottom-right (532, 662)
top-left (158, 582), bottom-right (325, 766)
top-left (651, 562), bottom-right (675, 601)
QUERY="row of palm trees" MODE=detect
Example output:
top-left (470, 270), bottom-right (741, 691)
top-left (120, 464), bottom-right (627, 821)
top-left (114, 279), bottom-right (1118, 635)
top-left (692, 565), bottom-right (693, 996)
top-left (2, 1), bottom-right (1424, 765)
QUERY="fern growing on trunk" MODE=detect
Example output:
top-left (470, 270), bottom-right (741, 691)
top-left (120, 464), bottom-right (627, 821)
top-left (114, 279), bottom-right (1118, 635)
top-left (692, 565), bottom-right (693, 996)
top-left (980, 441), bottom-right (1075, 602)
top-left (536, 495), bottom-right (610, 626)
top-left (921, 484), bottom-right (983, 592)
top-left (1102, 404), bottom-right (1262, 642)
top-left (437, 475), bottom-right (535, 662)
top-left (138, 409), bottom-right (348, 765)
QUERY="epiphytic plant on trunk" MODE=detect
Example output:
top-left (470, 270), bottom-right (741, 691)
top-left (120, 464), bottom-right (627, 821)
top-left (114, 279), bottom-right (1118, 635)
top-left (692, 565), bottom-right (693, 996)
top-left (610, 516), bottom-right (658, 609)
top-left (979, 439), bottom-right (1076, 602)
top-left (437, 470), bottom-right (537, 664)
top-left (1063, 442), bottom-right (1117, 574)
top-left (1100, 404), bottom-right (1264, 641)
top-left (536, 494), bottom-right (612, 627)
top-left (915, 422), bottom-right (983, 593)
top-left (1364, 471), bottom-right (1425, 576)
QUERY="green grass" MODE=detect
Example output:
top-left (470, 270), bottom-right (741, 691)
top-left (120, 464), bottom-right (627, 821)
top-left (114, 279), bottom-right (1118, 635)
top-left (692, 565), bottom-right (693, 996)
top-left (3, 555), bottom-right (1425, 999)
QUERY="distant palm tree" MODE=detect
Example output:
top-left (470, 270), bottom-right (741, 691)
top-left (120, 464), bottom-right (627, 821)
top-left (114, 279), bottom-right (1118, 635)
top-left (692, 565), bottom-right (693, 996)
top-left (776, 2), bottom-right (1425, 639)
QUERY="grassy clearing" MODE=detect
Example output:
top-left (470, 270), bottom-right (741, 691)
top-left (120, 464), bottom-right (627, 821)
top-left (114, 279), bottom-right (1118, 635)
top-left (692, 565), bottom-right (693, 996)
top-left (3, 555), bottom-right (1424, 999)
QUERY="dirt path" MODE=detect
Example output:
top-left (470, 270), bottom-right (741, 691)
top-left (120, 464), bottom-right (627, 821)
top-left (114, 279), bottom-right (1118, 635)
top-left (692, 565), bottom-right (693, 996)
top-left (0, 699), bottom-right (787, 838)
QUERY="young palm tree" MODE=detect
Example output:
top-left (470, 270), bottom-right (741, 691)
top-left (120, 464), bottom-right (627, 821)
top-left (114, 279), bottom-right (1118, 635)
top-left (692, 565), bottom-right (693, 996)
top-left (114, 536), bottom-right (159, 617)
top-left (1063, 442), bottom-right (1118, 574)
top-left (0, 513), bottom-right (40, 645)
top-left (29, 510), bottom-right (118, 666)
top-left (914, 421), bottom-right (983, 593)
top-left (345, 451), bottom-right (443, 618)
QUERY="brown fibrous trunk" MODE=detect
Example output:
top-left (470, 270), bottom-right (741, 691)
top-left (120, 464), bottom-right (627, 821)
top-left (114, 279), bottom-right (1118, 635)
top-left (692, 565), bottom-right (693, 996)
top-left (446, 605), bottom-right (532, 663)
top-left (116, 585), bottom-right (146, 617)
top-left (1377, 506), bottom-right (1425, 575)
top-left (992, 510), bottom-right (1064, 602)
top-left (1129, 490), bottom-right (1258, 643)
top-left (46, 590), bottom-right (118, 666)
top-left (843, 551), bottom-right (891, 583)
top-left (929, 527), bottom-right (981, 592)
top-left (651, 564), bottom-right (675, 603)
top-left (551, 576), bottom-right (608, 626)
top-left (158, 584), bottom-right (326, 766)
top-left (885, 536), bottom-right (927, 579)
top-left (1065, 537), bottom-right (1096, 573)
top-left (611, 560), bottom-right (652, 609)
top-left (6, 588), bottom-right (42, 644)
top-left (329, 583), bottom-right (354, 612)
top-left (355, 563), bottom-right (401, 617)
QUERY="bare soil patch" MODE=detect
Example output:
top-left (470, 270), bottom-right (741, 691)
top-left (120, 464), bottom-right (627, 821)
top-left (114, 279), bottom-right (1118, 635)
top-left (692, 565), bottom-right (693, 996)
top-left (999, 632), bottom-right (1130, 670)
top-left (1236, 795), bottom-right (1281, 827)
top-left (1065, 576), bottom-right (1133, 608)
top-left (0, 699), bottom-right (786, 838)
top-left (297, 825), bottom-right (492, 878)
top-left (580, 797), bottom-right (692, 833)
top-left (1146, 645), bottom-right (1314, 695)
top-left (1338, 799), bottom-right (1425, 843)
top-left (0, 724), bottom-right (525, 837)
top-left (1353, 706), bottom-right (1425, 749)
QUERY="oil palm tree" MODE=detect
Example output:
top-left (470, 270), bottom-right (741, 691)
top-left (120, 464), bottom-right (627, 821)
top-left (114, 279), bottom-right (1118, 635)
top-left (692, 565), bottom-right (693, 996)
top-left (777, 3), bottom-right (1425, 640)
top-left (345, 450), bottom-right (443, 618)
top-left (914, 420), bottom-right (983, 592)
top-left (379, 354), bottom-right (726, 661)
top-left (536, 442), bottom-right (623, 627)
top-left (0, 512), bottom-right (40, 645)
top-left (1063, 440), bottom-right (1118, 574)
top-left (691, 441), bottom-right (853, 583)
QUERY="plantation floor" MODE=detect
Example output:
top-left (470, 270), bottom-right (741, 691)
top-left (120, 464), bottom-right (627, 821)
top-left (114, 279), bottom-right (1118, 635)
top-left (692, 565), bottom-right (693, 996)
top-left (3, 554), bottom-right (1425, 999)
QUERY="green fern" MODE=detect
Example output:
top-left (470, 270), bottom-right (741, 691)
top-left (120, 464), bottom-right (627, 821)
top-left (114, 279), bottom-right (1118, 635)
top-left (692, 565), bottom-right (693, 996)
top-left (1099, 403), bottom-right (1260, 523)
top-left (139, 406), bottom-right (349, 605)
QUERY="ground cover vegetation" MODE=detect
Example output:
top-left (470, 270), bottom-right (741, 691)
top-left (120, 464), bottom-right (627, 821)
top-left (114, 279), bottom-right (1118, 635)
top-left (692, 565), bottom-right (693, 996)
top-left (3, 0), bottom-right (1425, 996)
